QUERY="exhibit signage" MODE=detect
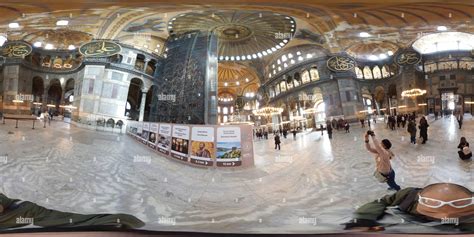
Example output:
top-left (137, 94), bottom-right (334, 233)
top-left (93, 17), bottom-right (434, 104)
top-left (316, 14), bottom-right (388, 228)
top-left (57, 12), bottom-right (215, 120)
top-left (127, 122), bottom-right (254, 168)
top-left (157, 124), bottom-right (172, 155)
top-left (142, 122), bottom-right (150, 144)
top-left (216, 127), bottom-right (242, 167)
top-left (171, 125), bottom-right (190, 162)
top-left (148, 123), bottom-right (159, 149)
top-left (190, 127), bottom-right (215, 166)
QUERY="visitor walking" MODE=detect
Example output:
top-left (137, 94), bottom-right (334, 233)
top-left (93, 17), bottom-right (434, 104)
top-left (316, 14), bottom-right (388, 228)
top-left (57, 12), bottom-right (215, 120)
top-left (418, 117), bottom-right (429, 144)
top-left (320, 124), bottom-right (324, 135)
top-left (292, 129), bottom-right (297, 140)
top-left (364, 131), bottom-right (400, 191)
top-left (344, 122), bottom-right (350, 133)
top-left (457, 137), bottom-right (472, 160)
top-left (457, 113), bottom-right (463, 129)
top-left (327, 122), bottom-right (333, 139)
top-left (407, 119), bottom-right (417, 144)
top-left (274, 134), bottom-right (281, 150)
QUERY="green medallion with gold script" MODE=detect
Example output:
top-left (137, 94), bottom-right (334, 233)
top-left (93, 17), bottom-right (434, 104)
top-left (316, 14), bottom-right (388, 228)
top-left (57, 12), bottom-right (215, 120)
top-left (79, 40), bottom-right (121, 57)
top-left (1, 41), bottom-right (32, 58)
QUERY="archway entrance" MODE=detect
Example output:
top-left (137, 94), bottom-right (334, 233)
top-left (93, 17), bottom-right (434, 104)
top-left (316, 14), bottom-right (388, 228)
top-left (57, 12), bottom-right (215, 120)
top-left (126, 78), bottom-right (144, 121)
top-left (47, 79), bottom-right (62, 115)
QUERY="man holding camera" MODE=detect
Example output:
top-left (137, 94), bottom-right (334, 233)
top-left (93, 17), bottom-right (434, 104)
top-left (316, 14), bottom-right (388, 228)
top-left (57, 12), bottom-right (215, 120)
top-left (365, 131), bottom-right (401, 191)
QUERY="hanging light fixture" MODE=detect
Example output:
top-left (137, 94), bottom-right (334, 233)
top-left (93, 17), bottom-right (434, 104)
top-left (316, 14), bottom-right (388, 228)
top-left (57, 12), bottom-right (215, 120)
top-left (252, 107), bottom-right (283, 116)
top-left (401, 88), bottom-right (427, 97)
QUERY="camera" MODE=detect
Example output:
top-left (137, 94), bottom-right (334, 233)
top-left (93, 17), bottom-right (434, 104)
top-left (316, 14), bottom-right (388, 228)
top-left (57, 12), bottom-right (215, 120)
top-left (367, 130), bottom-right (375, 136)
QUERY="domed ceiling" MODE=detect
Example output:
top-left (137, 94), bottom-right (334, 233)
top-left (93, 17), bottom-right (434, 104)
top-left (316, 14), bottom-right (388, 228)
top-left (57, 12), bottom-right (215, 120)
top-left (346, 41), bottom-right (400, 61)
top-left (23, 29), bottom-right (93, 50)
top-left (168, 10), bottom-right (296, 61)
top-left (0, 1), bottom-right (473, 60)
top-left (218, 62), bottom-right (260, 96)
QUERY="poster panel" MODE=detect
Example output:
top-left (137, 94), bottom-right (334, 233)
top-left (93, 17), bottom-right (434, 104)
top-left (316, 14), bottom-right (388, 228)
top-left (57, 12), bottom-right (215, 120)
top-left (190, 126), bottom-right (215, 166)
top-left (216, 127), bottom-right (242, 167)
top-left (148, 123), bottom-right (159, 149)
top-left (171, 125), bottom-right (190, 162)
top-left (141, 122), bottom-right (150, 144)
top-left (128, 121), bottom-right (138, 136)
top-left (137, 122), bottom-right (143, 141)
top-left (157, 124), bottom-right (172, 155)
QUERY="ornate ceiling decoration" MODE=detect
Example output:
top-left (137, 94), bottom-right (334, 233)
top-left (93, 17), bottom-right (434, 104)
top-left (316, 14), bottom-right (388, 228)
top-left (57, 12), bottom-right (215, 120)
top-left (168, 10), bottom-right (296, 61)
top-left (345, 41), bottom-right (399, 61)
top-left (218, 62), bottom-right (260, 96)
top-left (412, 32), bottom-right (474, 54)
top-left (23, 29), bottom-right (93, 50)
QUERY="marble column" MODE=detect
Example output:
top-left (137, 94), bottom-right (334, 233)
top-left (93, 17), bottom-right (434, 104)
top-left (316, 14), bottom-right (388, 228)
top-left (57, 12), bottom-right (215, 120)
top-left (138, 90), bottom-right (147, 121)
top-left (143, 59), bottom-right (150, 74)
top-left (42, 87), bottom-right (48, 111)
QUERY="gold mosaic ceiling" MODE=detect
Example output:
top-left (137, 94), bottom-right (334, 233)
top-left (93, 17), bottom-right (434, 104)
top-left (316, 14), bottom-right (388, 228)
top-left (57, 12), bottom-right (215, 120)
top-left (218, 62), bottom-right (260, 96)
top-left (0, 1), bottom-right (472, 54)
top-left (0, 0), bottom-right (472, 94)
top-left (169, 10), bottom-right (295, 60)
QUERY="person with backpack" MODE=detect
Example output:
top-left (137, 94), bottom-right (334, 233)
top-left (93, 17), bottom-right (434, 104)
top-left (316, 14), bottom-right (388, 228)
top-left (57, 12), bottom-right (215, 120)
top-left (326, 122), bottom-right (333, 139)
top-left (274, 133), bottom-right (281, 150)
top-left (418, 117), bottom-right (429, 144)
top-left (458, 137), bottom-right (472, 160)
top-left (364, 131), bottom-right (400, 191)
top-left (407, 119), bottom-right (417, 144)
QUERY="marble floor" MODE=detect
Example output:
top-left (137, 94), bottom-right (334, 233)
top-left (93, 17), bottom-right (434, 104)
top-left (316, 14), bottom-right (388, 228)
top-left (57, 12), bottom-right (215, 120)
top-left (0, 115), bottom-right (473, 234)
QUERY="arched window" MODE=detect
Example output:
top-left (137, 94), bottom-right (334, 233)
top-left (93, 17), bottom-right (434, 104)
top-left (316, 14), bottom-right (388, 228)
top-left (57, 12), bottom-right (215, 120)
top-left (280, 81), bottom-right (287, 92)
top-left (293, 79), bottom-right (300, 87)
top-left (302, 70), bottom-right (311, 84)
top-left (381, 65), bottom-right (390, 78)
top-left (223, 107), bottom-right (228, 115)
top-left (373, 66), bottom-right (382, 79)
top-left (310, 67), bottom-right (320, 81)
top-left (355, 67), bottom-right (363, 79)
top-left (363, 66), bottom-right (373, 79)
top-left (275, 85), bottom-right (280, 95)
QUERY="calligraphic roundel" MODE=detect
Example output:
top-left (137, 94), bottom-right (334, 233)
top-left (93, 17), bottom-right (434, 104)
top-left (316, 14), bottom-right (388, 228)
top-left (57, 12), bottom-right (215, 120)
top-left (395, 49), bottom-right (421, 66)
top-left (79, 40), bottom-right (122, 57)
top-left (1, 41), bottom-right (32, 58)
top-left (326, 56), bottom-right (356, 72)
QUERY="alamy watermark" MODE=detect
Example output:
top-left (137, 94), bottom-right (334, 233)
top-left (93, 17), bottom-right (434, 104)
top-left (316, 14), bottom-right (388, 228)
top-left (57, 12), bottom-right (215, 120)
top-left (275, 32), bottom-right (293, 40)
top-left (441, 217), bottom-right (459, 226)
top-left (298, 94), bottom-right (319, 101)
top-left (156, 93), bottom-right (176, 102)
top-left (158, 216), bottom-right (176, 226)
top-left (16, 216), bottom-right (34, 224)
top-left (298, 216), bottom-right (317, 226)
top-left (15, 94), bottom-right (34, 101)
top-left (0, 155), bottom-right (7, 164)
top-left (417, 155), bottom-right (435, 164)
top-left (133, 155), bottom-right (151, 164)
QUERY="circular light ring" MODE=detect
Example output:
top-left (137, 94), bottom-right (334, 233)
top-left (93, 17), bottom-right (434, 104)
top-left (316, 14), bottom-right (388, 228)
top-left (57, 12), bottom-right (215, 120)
top-left (177, 10), bottom-right (295, 62)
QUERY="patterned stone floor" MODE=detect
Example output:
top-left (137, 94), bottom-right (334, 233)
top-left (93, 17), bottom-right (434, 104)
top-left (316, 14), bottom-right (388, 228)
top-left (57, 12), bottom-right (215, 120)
top-left (0, 115), bottom-right (473, 234)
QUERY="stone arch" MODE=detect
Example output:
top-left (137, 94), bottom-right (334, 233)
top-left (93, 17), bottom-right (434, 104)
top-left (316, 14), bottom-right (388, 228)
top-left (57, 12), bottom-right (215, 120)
top-left (126, 77), bottom-right (144, 120)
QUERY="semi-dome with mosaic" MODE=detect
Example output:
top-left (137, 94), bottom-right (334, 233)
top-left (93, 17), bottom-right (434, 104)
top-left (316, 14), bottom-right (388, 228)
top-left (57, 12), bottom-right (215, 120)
top-left (22, 29), bottom-right (93, 50)
top-left (168, 10), bottom-right (296, 61)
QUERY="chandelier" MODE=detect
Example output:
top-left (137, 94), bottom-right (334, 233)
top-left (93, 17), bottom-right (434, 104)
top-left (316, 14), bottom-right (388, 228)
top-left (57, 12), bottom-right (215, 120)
top-left (401, 88), bottom-right (427, 97)
top-left (252, 107), bottom-right (283, 117)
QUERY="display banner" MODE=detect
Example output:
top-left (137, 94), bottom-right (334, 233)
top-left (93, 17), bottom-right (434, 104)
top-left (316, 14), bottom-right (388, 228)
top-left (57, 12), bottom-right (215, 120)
top-left (128, 121), bottom-right (138, 136)
top-left (190, 126), bottom-right (215, 166)
top-left (157, 124), bottom-right (172, 155)
top-left (137, 122), bottom-right (143, 141)
top-left (148, 123), bottom-right (159, 149)
top-left (216, 127), bottom-right (242, 167)
top-left (141, 122), bottom-right (150, 144)
top-left (171, 125), bottom-right (190, 162)
top-left (127, 123), bottom-right (254, 168)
